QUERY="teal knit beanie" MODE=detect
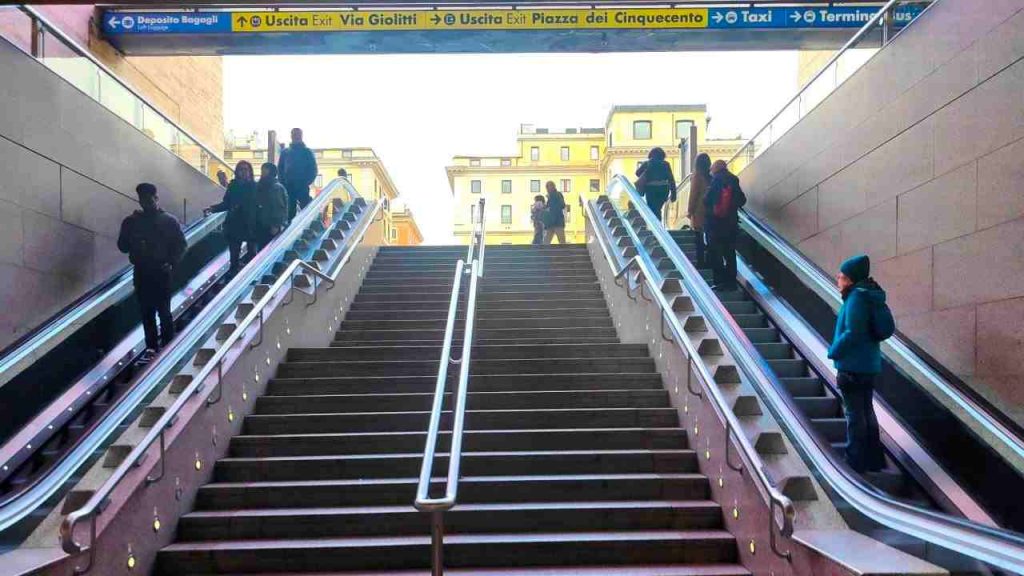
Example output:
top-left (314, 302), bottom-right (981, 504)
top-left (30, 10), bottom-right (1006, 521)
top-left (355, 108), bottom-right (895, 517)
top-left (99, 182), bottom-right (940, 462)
top-left (840, 254), bottom-right (871, 284)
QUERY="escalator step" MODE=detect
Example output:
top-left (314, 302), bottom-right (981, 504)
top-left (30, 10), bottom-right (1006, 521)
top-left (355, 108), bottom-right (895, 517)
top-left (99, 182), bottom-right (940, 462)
top-left (752, 343), bottom-right (793, 360)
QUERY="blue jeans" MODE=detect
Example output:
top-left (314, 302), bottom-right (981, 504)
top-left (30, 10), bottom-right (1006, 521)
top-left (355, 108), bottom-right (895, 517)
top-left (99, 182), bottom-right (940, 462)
top-left (837, 371), bottom-right (885, 472)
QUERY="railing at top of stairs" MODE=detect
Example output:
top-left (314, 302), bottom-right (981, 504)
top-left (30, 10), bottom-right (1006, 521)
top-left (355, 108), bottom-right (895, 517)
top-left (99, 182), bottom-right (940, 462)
top-left (415, 197), bottom-right (486, 576)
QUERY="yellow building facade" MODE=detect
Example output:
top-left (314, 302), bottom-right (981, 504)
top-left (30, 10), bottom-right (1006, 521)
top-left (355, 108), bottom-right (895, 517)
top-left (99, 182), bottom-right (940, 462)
top-left (225, 135), bottom-right (420, 245)
top-left (448, 105), bottom-right (745, 244)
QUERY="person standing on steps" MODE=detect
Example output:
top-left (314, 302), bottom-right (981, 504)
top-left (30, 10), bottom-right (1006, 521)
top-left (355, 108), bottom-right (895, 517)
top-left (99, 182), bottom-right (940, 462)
top-left (828, 254), bottom-right (895, 474)
top-left (703, 159), bottom-right (746, 291)
top-left (635, 147), bottom-right (677, 221)
top-left (206, 160), bottom-right (256, 275)
top-left (278, 127), bottom-right (319, 223)
top-left (543, 181), bottom-right (567, 244)
top-left (118, 183), bottom-right (187, 360)
top-left (250, 162), bottom-right (290, 255)
top-left (531, 194), bottom-right (547, 245)
top-left (687, 153), bottom-right (712, 267)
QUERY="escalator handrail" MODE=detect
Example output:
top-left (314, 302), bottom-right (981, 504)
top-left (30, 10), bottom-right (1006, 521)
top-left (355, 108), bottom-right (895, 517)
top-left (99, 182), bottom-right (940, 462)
top-left (585, 196), bottom-right (796, 551)
top-left (739, 208), bottom-right (1024, 471)
top-left (59, 179), bottom-right (378, 562)
top-left (0, 178), bottom-right (354, 535)
top-left (17, 6), bottom-right (233, 179)
top-left (0, 212), bottom-right (225, 391)
top-left (611, 173), bottom-right (1024, 573)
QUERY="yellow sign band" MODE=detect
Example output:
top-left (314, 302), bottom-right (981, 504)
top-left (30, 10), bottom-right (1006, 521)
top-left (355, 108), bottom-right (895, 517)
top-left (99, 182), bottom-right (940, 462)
top-left (231, 9), bottom-right (709, 33)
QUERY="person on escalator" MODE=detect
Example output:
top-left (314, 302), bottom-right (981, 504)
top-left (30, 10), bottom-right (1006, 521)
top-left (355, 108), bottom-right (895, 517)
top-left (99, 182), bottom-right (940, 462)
top-left (703, 160), bottom-right (746, 291)
top-left (249, 162), bottom-right (289, 255)
top-left (828, 254), bottom-right (895, 474)
top-left (687, 153), bottom-right (712, 267)
top-left (635, 147), bottom-right (677, 220)
top-left (205, 160), bottom-right (255, 275)
top-left (277, 127), bottom-right (319, 224)
top-left (118, 183), bottom-right (187, 359)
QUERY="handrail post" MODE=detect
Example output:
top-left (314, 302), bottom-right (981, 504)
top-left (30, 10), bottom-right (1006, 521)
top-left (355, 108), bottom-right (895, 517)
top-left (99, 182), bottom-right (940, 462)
top-left (431, 510), bottom-right (445, 576)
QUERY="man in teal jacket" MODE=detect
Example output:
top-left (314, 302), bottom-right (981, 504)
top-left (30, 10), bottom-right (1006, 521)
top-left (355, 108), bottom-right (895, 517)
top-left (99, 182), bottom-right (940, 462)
top-left (828, 254), bottom-right (894, 473)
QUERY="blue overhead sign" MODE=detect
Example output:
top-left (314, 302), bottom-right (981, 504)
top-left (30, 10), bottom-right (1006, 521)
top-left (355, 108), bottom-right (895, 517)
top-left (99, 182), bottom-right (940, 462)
top-left (706, 5), bottom-right (924, 29)
top-left (103, 12), bottom-right (231, 34)
top-left (102, 4), bottom-right (925, 36)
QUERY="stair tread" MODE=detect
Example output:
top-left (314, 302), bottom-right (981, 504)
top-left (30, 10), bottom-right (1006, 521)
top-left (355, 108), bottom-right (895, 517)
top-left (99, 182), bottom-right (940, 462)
top-left (234, 427), bottom-right (685, 440)
top-left (183, 500), bottom-right (722, 518)
top-left (204, 565), bottom-right (750, 576)
top-left (162, 530), bottom-right (737, 551)
top-left (203, 473), bottom-right (710, 490)
top-left (220, 449), bottom-right (697, 463)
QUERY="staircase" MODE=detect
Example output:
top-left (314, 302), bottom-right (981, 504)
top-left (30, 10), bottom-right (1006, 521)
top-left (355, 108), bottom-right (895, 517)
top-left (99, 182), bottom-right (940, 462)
top-left (155, 244), bottom-right (748, 575)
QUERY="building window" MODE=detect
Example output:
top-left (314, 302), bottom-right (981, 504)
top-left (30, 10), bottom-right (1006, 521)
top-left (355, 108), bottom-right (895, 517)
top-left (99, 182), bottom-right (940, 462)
top-left (391, 228), bottom-right (398, 240)
top-left (530, 147), bottom-right (539, 161)
top-left (590, 146), bottom-right (599, 161)
top-left (530, 180), bottom-right (541, 194)
top-left (469, 204), bottom-right (477, 224)
top-left (254, 150), bottom-right (265, 159)
top-left (315, 174), bottom-right (323, 188)
top-left (633, 120), bottom-right (652, 140)
top-left (560, 179), bottom-right (571, 193)
top-left (501, 180), bottom-right (512, 194)
top-left (676, 120), bottom-right (693, 140)
top-left (501, 158), bottom-right (512, 167)
top-left (342, 149), bottom-right (353, 159)
top-left (560, 147), bottom-right (570, 161)
top-left (471, 180), bottom-right (482, 194)
top-left (501, 205), bottom-right (512, 224)
top-left (224, 151), bottom-right (234, 159)
top-left (608, 133), bottom-right (614, 147)
top-left (470, 158), bottom-right (481, 167)
top-left (590, 179), bottom-right (600, 193)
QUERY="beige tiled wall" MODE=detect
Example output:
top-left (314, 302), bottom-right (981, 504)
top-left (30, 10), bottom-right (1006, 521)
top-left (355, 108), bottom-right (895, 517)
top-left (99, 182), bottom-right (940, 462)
top-left (741, 0), bottom-right (1024, 422)
top-left (0, 39), bottom-right (222, 350)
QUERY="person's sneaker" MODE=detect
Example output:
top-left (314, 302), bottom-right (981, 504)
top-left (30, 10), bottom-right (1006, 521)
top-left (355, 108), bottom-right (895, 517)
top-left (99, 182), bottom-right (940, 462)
top-left (137, 349), bottom-right (158, 365)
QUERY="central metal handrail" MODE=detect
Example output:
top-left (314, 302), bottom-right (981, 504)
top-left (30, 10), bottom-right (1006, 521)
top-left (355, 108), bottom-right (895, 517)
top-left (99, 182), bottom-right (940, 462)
top-left (611, 174), bottom-right (1024, 573)
top-left (415, 195), bottom-right (486, 575)
top-left (585, 196), bottom-right (794, 559)
top-left (465, 197), bottom-right (486, 276)
top-left (58, 181), bottom-right (379, 573)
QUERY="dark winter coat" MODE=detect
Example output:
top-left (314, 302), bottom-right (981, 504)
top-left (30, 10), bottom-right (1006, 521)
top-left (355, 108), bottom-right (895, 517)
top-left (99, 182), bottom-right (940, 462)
top-left (828, 279), bottom-right (892, 374)
top-left (251, 176), bottom-right (289, 234)
top-left (544, 189), bottom-right (566, 229)
top-left (117, 209), bottom-right (187, 272)
top-left (209, 179), bottom-right (255, 241)
top-left (704, 169), bottom-right (747, 239)
top-left (278, 142), bottom-right (318, 196)
top-left (636, 159), bottom-right (677, 203)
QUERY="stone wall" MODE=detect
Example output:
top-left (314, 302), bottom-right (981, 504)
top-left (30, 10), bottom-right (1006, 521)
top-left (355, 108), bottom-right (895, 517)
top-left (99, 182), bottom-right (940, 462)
top-left (0, 38), bottom-right (222, 349)
top-left (739, 0), bottom-right (1024, 421)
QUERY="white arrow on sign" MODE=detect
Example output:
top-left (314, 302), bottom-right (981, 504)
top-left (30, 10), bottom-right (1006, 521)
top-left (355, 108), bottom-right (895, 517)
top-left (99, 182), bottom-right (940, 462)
top-left (712, 12), bottom-right (724, 23)
top-left (108, 16), bottom-right (119, 29)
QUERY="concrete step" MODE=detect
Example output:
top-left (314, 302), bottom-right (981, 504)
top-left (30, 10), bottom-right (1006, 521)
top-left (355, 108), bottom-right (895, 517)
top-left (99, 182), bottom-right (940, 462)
top-left (213, 450), bottom-right (701, 482)
top-left (275, 357), bottom-right (655, 378)
top-left (343, 307), bottom-right (611, 321)
top-left (357, 281), bottom-right (600, 294)
top-left (156, 530), bottom-right (738, 573)
top-left (254, 389), bottom-right (671, 415)
top-left (176, 500), bottom-right (724, 541)
top-left (266, 373), bottom-right (664, 396)
top-left (333, 327), bottom-right (618, 343)
top-left (287, 343), bottom-right (649, 363)
top-left (243, 407), bottom-right (679, 435)
top-left (355, 289), bottom-right (602, 302)
top-left (195, 474), bottom-right (713, 510)
top-left (160, 567), bottom-right (749, 576)
top-left (229, 428), bottom-right (689, 458)
top-left (335, 337), bottom-right (622, 347)
top-left (335, 317), bottom-right (614, 332)
top-left (349, 298), bottom-right (609, 311)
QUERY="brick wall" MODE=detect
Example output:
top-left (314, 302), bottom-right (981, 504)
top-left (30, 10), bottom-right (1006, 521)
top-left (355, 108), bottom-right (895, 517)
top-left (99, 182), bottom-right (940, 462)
top-left (739, 0), bottom-right (1024, 422)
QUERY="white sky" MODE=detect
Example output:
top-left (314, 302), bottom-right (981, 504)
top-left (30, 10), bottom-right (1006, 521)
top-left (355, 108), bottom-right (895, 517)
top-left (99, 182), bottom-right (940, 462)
top-left (224, 51), bottom-right (800, 243)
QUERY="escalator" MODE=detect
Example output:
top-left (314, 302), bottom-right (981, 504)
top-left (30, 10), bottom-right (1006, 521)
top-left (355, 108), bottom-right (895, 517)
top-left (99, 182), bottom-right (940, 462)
top-left (601, 176), bottom-right (1024, 575)
top-left (0, 180), bottom-right (364, 550)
